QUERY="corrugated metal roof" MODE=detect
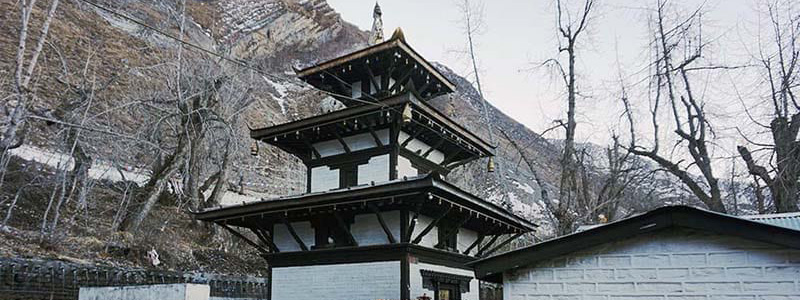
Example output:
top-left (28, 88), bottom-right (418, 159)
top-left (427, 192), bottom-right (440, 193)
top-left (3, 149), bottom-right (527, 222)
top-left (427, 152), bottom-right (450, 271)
top-left (742, 212), bottom-right (800, 231)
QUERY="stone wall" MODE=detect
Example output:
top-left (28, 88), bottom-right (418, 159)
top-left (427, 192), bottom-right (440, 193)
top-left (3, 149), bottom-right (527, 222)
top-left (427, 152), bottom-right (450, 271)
top-left (503, 228), bottom-right (800, 300)
top-left (0, 258), bottom-right (268, 300)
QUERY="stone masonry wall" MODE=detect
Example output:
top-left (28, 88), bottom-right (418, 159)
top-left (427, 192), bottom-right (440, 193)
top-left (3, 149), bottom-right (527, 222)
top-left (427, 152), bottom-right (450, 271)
top-left (503, 228), bottom-right (800, 300)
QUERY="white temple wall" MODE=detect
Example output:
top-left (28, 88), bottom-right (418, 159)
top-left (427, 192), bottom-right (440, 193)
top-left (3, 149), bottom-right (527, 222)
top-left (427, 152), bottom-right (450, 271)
top-left (352, 210), bottom-right (401, 246)
top-left (397, 155), bottom-right (418, 178)
top-left (311, 129), bottom-right (389, 157)
top-left (457, 227), bottom-right (479, 253)
top-left (412, 215), bottom-right (439, 247)
top-left (309, 166), bottom-right (338, 192)
top-left (357, 154), bottom-right (390, 185)
top-left (272, 261), bottom-right (401, 300)
top-left (273, 221), bottom-right (314, 252)
top-left (398, 131), bottom-right (445, 164)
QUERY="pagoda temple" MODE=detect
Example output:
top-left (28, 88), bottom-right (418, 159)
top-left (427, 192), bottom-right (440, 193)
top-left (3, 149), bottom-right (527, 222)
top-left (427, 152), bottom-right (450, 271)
top-left (194, 10), bottom-right (536, 300)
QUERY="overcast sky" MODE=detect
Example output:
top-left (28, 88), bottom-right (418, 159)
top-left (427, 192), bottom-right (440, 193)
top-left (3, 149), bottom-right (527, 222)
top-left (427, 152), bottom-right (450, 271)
top-left (326, 0), bottom-right (757, 147)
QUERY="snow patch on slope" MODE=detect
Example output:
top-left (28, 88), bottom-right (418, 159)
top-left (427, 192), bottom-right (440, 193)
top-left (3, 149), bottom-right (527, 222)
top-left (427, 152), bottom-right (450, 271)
top-left (9, 145), bottom-right (149, 186)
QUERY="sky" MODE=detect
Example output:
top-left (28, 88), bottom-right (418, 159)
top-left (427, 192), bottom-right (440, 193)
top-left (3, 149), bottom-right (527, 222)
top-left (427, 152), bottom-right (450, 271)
top-left (326, 0), bottom-right (757, 147)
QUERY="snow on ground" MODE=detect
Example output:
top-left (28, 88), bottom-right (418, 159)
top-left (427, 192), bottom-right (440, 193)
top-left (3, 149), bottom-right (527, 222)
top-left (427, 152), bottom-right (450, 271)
top-left (511, 180), bottom-right (535, 195)
top-left (8, 145), bottom-right (149, 186)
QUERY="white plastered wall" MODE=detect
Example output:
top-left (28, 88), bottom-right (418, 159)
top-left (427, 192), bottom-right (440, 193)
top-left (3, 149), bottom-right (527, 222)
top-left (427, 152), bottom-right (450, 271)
top-left (398, 131), bottom-right (445, 164)
top-left (311, 129), bottom-right (389, 157)
top-left (351, 210), bottom-right (401, 246)
top-left (457, 227), bottom-right (479, 253)
top-left (357, 154), bottom-right (390, 185)
top-left (309, 165), bottom-right (338, 192)
top-left (397, 155), bottom-right (418, 178)
top-left (411, 215), bottom-right (438, 247)
top-left (503, 228), bottom-right (800, 300)
top-left (272, 261), bottom-right (401, 300)
top-left (273, 221), bottom-right (314, 251)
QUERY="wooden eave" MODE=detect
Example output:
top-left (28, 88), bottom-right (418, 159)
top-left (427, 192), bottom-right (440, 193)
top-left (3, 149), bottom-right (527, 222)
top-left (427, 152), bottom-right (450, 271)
top-left (264, 243), bottom-right (475, 268)
top-left (250, 95), bottom-right (406, 140)
top-left (193, 174), bottom-right (536, 233)
top-left (250, 93), bottom-right (495, 161)
top-left (406, 93), bottom-right (495, 156)
top-left (295, 35), bottom-right (456, 93)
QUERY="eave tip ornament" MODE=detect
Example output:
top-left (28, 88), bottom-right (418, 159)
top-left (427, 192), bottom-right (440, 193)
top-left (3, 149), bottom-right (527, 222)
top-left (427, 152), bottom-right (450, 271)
top-left (391, 27), bottom-right (405, 42)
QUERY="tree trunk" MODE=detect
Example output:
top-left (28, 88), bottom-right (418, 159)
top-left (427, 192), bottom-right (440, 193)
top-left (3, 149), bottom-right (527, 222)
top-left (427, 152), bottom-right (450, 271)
top-left (122, 136), bottom-right (189, 233)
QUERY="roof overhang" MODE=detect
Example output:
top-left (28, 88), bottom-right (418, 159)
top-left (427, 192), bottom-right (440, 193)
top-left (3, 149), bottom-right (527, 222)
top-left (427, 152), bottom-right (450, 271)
top-left (296, 29), bottom-right (456, 97)
top-left (249, 93), bottom-right (495, 163)
top-left (468, 205), bottom-right (800, 283)
top-left (193, 174), bottom-right (536, 234)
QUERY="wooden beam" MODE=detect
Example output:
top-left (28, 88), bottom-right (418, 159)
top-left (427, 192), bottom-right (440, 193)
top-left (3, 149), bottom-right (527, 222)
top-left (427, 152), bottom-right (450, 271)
top-left (404, 203), bottom-right (423, 242)
top-left (401, 129), bottom-right (423, 147)
top-left (300, 135), bottom-right (321, 160)
top-left (445, 155), bottom-right (480, 170)
top-left (421, 139), bottom-right (446, 158)
top-left (282, 217), bottom-right (309, 251)
top-left (417, 81), bottom-right (431, 97)
top-left (463, 233), bottom-right (485, 256)
top-left (331, 129), bottom-right (351, 153)
top-left (475, 234), bottom-right (502, 257)
top-left (219, 223), bottom-right (270, 255)
top-left (412, 206), bottom-right (452, 244)
top-left (389, 67), bottom-right (415, 93)
top-left (434, 215), bottom-right (472, 249)
top-left (367, 122), bottom-right (384, 147)
top-left (481, 232), bottom-right (524, 257)
top-left (333, 211), bottom-right (358, 246)
top-left (364, 63), bottom-right (382, 96)
top-left (369, 204), bottom-right (396, 244)
top-left (381, 63), bottom-right (396, 94)
top-left (251, 226), bottom-right (280, 253)
top-left (439, 149), bottom-right (463, 167)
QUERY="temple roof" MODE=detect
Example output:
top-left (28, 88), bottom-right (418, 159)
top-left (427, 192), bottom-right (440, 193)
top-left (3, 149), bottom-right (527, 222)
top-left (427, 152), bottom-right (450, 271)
top-left (193, 174), bottom-right (537, 234)
top-left (250, 92), bottom-right (494, 168)
top-left (295, 28), bottom-right (457, 103)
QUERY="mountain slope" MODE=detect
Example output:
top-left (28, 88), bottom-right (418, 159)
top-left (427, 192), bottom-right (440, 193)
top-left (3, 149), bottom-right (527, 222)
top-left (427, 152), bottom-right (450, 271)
top-left (0, 0), bottom-right (696, 270)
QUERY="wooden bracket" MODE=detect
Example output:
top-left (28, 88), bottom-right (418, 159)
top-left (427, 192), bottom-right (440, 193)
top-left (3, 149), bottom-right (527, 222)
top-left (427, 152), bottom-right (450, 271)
top-left (463, 233), bottom-right (485, 256)
top-left (218, 223), bottom-right (271, 255)
top-left (475, 234), bottom-right (502, 258)
top-left (333, 211), bottom-right (358, 247)
top-left (411, 206), bottom-right (452, 244)
top-left (282, 217), bottom-right (309, 251)
top-left (481, 232), bottom-right (524, 257)
top-left (404, 203), bottom-right (423, 242)
top-left (369, 204), bottom-right (397, 244)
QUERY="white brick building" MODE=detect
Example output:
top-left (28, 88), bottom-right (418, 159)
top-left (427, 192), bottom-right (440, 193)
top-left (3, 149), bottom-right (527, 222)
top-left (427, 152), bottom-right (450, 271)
top-left (470, 206), bottom-right (800, 300)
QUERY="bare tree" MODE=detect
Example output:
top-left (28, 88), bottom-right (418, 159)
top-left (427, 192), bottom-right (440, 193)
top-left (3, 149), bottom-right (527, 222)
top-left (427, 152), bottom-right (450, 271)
top-left (737, 0), bottom-right (800, 213)
top-left (621, 1), bottom-right (726, 213)
top-left (456, 0), bottom-right (494, 142)
top-left (543, 0), bottom-right (595, 234)
top-left (1, 0), bottom-right (61, 185)
top-left (591, 136), bottom-right (654, 221)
